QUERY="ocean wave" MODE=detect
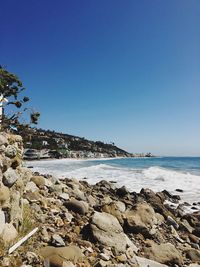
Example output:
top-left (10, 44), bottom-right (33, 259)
top-left (30, 160), bottom-right (200, 205)
top-left (143, 166), bottom-right (200, 180)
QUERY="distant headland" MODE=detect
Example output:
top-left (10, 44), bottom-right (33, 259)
top-left (17, 127), bottom-right (154, 160)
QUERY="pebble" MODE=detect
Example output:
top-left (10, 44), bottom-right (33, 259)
top-left (59, 193), bottom-right (69, 200)
top-left (100, 253), bottom-right (110, 261)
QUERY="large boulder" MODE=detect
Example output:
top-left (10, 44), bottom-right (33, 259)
top-left (140, 188), bottom-right (173, 219)
top-left (143, 241), bottom-right (183, 265)
top-left (90, 211), bottom-right (138, 253)
top-left (125, 202), bottom-right (158, 237)
top-left (0, 223), bottom-right (18, 244)
top-left (31, 175), bottom-right (46, 187)
top-left (3, 168), bottom-right (19, 187)
top-left (40, 245), bottom-right (83, 266)
top-left (64, 199), bottom-right (89, 215)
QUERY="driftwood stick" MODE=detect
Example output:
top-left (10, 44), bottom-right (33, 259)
top-left (8, 227), bottom-right (39, 254)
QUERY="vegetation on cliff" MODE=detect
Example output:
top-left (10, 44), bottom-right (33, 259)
top-left (18, 126), bottom-right (133, 158)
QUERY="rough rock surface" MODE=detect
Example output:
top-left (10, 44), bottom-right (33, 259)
top-left (64, 199), bottom-right (89, 215)
top-left (143, 241), bottom-right (183, 265)
top-left (40, 245), bottom-right (83, 265)
top-left (31, 175), bottom-right (46, 187)
top-left (91, 211), bottom-right (138, 253)
top-left (1, 223), bottom-right (18, 244)
top-left (3, 168), bottom-right (19, 187)
top-left (125, 202), bottom-right (158, 236)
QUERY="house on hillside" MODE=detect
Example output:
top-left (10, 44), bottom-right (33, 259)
top-left (42, 140), bottom-right (48, 146)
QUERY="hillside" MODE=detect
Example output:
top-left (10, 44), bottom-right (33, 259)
top-left (17, 127), bottom-right (137, 159)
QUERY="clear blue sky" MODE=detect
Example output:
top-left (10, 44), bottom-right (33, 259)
top-left (1, 0), bottom-right (200, 156)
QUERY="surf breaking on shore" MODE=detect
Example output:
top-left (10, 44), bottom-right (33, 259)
top-left (27, 158), bottom-right (200, 210)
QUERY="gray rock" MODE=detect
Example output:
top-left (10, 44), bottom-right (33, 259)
top-left (100, 253), bottom-right (110, 261)
top-left (125, 202), bottom-right (158, 236)
top-left (143, 241), bottom-right (183, 265)
top-left (115, 201), bottom-right (126, 213)
top-left (64, 211), bottom-right (74, 222)
top-left (44, 178), bottom-right (54, 188)
top-left (51, 234), bottom-right (65, 247)
top-left (25, 181), bottom-right (39, 192)
top-left (91, 211), bottom-right (138, 253)
top-left (0, 223), bottom-right (18, 244)
top-left (59, 193), bottom-right (69, 201)
top-left (5, 145), bottom-right (17, 158)
top-left (0, 210), bottom-right (6, 235)
top-left (64, 199), bottom-right (89, 215)
top-left (50, 184), bottom-right (63, 194)
top-left (3, 168), bottom-right (19, 187)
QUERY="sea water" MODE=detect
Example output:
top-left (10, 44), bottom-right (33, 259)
top-left (27, 157), bottom-right (200, 206)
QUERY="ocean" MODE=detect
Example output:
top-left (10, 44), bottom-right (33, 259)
top-left (26, 157), bottom-right (200, 207)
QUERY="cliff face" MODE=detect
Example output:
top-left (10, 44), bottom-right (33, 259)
top-left (0, 132), bottom-right (32, 245)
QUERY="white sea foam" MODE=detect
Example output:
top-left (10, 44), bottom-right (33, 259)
top-left (27, 159), bottom-right (200, 206)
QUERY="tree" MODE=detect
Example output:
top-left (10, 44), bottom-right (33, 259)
top-left (0, 66), bottom-right (40, 130)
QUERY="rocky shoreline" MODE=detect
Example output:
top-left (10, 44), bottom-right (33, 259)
top-left (0, 133), bottom-right (200, 267)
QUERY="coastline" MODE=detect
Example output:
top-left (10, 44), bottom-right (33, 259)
top-left (25, 157), bottom-right (200, 211)
top-left (23, 155), bottom-right (158, 165)
top-left (7, 170), bottom-right (200, 266)
top-left (1, 133), bottom-right (200, 266)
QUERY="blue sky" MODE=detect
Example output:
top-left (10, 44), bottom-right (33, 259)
top-left (1, 0), bottom-right (200, 155)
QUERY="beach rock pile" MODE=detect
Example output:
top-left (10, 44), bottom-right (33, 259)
top-left (0, 132), bottom-right (33, 247)
top-left (0, 133), bottom-right (200, 267)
